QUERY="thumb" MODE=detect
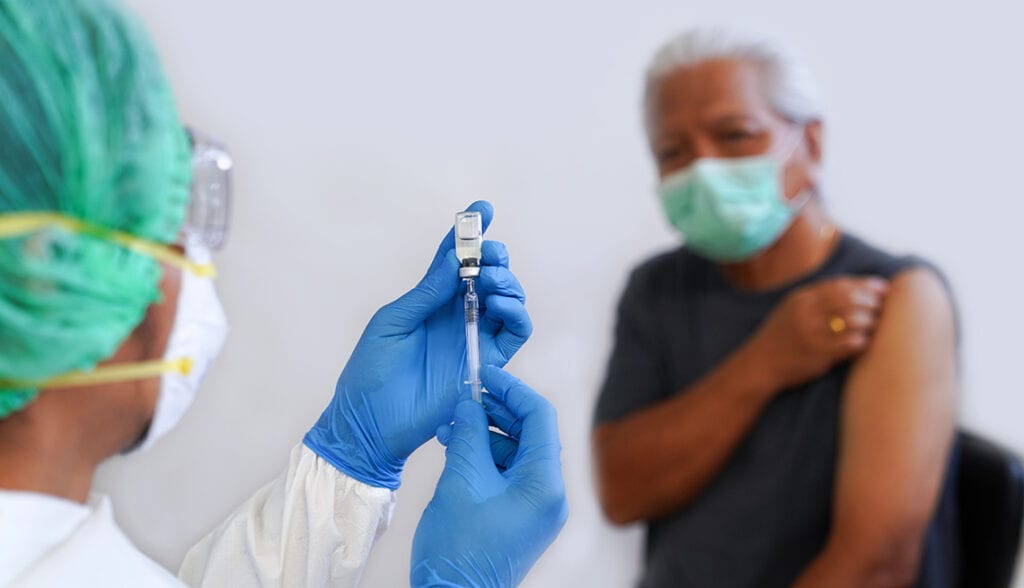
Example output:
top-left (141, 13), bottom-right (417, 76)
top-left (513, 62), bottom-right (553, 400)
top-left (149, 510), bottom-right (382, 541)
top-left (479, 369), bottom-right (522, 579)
top-left (390, 250), bottom-right (461, 327)
top-left (443, 400), bottom-right (497, 476)
top-left (436, 423), bottom-right (453, 447)
top-left (372, 200), bottom-right (493, 334)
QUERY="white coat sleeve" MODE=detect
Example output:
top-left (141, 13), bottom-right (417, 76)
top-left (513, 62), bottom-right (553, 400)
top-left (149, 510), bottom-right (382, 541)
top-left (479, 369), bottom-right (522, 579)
top-left (177, 443), bottom-right (396, 587)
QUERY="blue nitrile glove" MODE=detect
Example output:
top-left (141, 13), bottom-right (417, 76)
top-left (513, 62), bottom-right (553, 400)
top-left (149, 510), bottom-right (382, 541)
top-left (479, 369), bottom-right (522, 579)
top-left (303, 201), bottom-right (532, 490)
top-left (411, 366), bottom-right (569, 587)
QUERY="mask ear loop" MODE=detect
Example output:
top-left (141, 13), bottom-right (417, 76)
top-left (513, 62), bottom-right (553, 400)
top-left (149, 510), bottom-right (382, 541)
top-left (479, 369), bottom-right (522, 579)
top-left (0, 358), bottom-right (193, 391)
top-left (787, 188), bottom-right (814, 213)
top-left (0, 212), bottom-right (216, 278)
top-left (776, 127), bottom-right (814, 211)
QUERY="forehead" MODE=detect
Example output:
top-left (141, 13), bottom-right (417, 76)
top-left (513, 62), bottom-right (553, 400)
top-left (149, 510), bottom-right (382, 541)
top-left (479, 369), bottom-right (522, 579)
top-left (649, 58), bottom-right (776, 125)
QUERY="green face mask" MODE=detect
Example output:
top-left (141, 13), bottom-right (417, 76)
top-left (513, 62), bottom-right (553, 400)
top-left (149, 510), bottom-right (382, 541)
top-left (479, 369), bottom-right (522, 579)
top-left (657, 152), bottom-right (808, 263)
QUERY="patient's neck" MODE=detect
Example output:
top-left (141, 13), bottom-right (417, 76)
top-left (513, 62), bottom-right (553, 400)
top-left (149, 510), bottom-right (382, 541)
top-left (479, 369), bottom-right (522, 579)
top-left (719, 200), bottom-right (840, 291)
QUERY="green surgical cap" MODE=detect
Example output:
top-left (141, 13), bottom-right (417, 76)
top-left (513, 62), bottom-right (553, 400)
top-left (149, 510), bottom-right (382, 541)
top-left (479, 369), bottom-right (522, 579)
top-left (0, 0), bottom-right (191, 418)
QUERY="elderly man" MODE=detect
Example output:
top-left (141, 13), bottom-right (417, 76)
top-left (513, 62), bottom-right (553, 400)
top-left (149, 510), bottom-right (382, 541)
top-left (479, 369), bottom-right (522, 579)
top-left (592, 29), bottom-right (959, 587)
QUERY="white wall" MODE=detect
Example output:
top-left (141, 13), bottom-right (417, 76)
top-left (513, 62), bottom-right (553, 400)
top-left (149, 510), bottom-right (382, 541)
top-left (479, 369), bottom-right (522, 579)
top-left (96, 0), bottom-right (1024, 585)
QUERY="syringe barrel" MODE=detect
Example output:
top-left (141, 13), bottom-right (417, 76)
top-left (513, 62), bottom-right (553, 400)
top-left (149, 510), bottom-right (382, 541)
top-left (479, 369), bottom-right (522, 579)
top-left (463, 278), bottom-right (483, 403)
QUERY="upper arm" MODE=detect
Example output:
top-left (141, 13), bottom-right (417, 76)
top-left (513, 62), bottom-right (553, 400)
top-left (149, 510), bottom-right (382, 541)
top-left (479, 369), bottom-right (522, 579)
top-left (829, 267), bottom-right (958, 558)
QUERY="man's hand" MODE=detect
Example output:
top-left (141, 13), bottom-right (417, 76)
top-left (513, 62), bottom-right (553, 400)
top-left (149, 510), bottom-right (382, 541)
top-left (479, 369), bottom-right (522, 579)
top-left (749, 276), bottom-right (889, 389)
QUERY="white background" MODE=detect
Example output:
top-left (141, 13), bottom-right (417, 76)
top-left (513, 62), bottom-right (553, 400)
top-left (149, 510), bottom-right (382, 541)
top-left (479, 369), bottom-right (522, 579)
top-left (96, 1), bottom-right (1024, 585)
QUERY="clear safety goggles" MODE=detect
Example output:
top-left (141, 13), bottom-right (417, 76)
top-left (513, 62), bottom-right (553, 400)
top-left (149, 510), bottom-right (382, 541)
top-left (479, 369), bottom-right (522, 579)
top-left (183, 127), bottom-right (232, 251)
top-left (0, 127), bottom-right (232, 278)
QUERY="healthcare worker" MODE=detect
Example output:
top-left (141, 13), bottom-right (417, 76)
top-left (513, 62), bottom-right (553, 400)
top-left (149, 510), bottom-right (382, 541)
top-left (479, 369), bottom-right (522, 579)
top-left (0, 1), bottom-right (567, 586)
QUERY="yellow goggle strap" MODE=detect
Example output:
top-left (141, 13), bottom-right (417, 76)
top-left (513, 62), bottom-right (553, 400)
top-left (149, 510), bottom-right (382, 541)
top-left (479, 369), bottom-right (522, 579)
top-left (0, 358), bottom-right (193, 391)
top-left (0, 212), bottom-right (216, 278)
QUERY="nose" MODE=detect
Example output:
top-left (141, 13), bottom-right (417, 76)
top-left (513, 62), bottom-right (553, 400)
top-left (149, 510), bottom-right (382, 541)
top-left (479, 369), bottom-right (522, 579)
top-left (691, 137), bottom-right (722, 161)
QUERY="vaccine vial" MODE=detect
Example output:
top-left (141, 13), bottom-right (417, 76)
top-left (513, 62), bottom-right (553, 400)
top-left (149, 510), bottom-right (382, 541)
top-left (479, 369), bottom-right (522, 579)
top-left (455, 211), bottom-right (483, 278)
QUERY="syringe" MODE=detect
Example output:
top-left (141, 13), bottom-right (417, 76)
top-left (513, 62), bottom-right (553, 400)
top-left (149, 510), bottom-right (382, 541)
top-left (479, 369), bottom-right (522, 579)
top-left (463, 279), bottom-right (483, 403)
top-left (455, 211), bottom-right (484, 403)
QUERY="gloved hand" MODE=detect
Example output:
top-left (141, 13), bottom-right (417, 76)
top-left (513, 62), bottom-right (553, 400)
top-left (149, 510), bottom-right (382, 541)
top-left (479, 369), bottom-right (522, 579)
top-left (411, 366), bottom-right (569, 587)
top-left (303, 201), bottom-right (532, 490)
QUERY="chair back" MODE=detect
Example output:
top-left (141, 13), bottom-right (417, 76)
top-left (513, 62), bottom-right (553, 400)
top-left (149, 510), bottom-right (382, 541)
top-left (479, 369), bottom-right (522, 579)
top-left (958, 431), bottom-right (1024, 588)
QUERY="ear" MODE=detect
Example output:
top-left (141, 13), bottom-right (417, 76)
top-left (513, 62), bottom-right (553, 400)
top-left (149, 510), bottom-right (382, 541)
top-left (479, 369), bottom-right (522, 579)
top-left (783, 120), bottom-right (824, 201)
top-left (804, 120), bottom-right (824, 164)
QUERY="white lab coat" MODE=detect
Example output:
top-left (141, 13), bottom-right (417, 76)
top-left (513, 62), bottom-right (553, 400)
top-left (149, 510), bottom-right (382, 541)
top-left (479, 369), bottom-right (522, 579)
top-left (0, 444), bottom-right (396, 587)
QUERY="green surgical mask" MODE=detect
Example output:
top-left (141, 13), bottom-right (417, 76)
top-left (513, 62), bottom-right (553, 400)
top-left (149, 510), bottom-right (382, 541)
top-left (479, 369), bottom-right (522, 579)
top-left (657, 150), bottom-right (809, 263)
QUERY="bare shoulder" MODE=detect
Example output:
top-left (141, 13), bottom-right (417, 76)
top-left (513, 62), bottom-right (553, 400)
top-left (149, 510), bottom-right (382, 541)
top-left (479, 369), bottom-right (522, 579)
top-left (843, 266), bottom-right (958, 432)
top-left (856, 266), bottom-right (958, 378)
top-left (881, 267), bottom-right (955, 329)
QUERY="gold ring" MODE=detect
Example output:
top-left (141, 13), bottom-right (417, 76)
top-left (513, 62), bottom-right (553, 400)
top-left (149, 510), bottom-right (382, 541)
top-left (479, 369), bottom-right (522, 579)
top-left (828, 316), bottom-right (847, 335)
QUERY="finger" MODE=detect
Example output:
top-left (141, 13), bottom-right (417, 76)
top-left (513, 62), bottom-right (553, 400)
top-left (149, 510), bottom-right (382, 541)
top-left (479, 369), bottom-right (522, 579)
top-left (847, 277), bottom-right (889, 306)
top-left (479, 366), bottom-right (561, 463)
top-left (828, 275), bottom-right (888, 293)
top-left (835, 331), bottom-right (870, 356)
top-left (436, 423), bottom-right (453, 447)
top-left (444, 400), bottom-right (499, 473)
top-left (374, 252), bottom-right (460, 333)
top-left (840, 309), bottom-right (876, 332)
top-left (483, 393), bottom-right (524, 439)
top-left (481, 240), bottom-right (510, 269)
top-left (489, 431), bottom-right (519, 471)
top-left (846, 290), bottom-right (885, 312)
top-left (476, 266), bottom-right (526, 304)
top-left (858, 276), bottom-right (890, 295)
top-left (377, 202), bottom-right (496, 332)
top-left (427, 201), bottom-right (495, 273)
top-left (480, 295), bottom-right (533, 365)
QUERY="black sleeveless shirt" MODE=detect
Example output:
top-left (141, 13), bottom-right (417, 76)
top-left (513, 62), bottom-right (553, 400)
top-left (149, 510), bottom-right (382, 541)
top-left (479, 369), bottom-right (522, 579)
top-left (594, 233), bottom-right (959, 588)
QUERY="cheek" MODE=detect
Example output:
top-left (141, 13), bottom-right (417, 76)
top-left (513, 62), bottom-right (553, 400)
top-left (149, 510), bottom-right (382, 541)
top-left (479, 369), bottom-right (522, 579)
top-left (658, 161), bottom-right (686, 179)
top-left (134, 269), bottom-right (183, 428)
top-left (137, 376), bottom-right (162, 424)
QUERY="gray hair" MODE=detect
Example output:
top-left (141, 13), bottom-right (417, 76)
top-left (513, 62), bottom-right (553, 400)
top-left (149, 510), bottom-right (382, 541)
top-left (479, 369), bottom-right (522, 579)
top-left (644, 28), bottom-right (824, 134)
